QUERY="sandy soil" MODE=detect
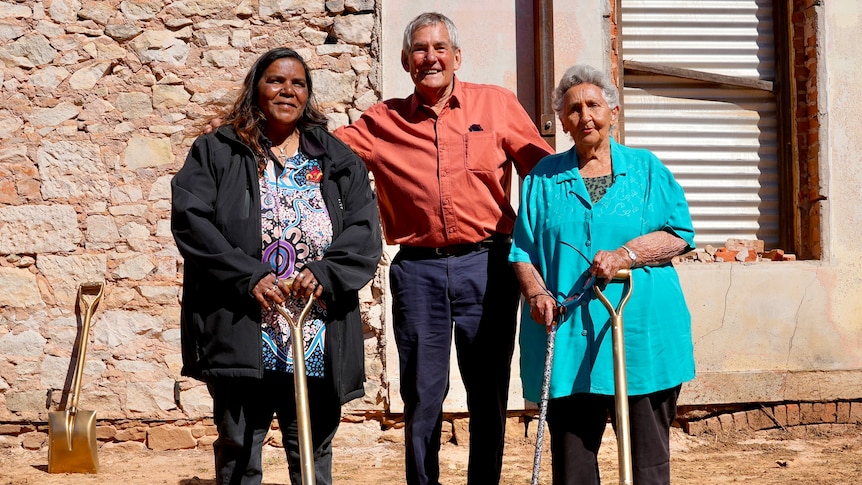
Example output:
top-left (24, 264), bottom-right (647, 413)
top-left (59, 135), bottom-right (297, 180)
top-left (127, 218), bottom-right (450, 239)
top-left (2, 424), bottom-right (861, 484)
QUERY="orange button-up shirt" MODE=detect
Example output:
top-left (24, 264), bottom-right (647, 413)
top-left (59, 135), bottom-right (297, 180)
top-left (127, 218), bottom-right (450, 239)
top-left (335, 78), bottom-right (553, 247)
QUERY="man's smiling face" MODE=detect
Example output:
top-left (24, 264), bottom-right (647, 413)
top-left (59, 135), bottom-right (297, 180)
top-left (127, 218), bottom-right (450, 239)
top-left (401, 22), bottom-right (462, 104)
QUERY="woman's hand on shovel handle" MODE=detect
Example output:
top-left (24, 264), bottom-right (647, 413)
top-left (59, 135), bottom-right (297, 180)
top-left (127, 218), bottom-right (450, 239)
top-left (288, 269), bottom-right (323, 300)
top-left (254, 273), bottom-right (284, 309)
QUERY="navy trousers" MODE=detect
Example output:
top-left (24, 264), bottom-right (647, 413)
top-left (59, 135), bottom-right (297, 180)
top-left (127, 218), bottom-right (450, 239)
top-left (547, 385), bottom-right (682, 485)
top-left (390, 242), bottom-right (520, 485)
top-left (207, 372), bottom-right (342, 485)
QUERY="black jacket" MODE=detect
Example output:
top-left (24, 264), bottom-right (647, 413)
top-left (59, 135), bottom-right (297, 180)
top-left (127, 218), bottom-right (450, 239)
top-left (171, 124), bottom-right (381, 404)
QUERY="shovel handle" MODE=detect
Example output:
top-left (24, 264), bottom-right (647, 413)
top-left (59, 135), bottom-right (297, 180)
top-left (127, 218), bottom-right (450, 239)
top-left (274, 291), bottom-right (317, 485)
top-left (594, 269), bottom-right (634, 485)
top-left (69, 282), bottom-right (104, 414)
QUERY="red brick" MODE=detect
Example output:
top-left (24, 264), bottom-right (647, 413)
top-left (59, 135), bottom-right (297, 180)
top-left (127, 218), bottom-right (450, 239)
top-left (820, 402), bottom-right (837, 423)
top-left (706, 417), bottom-right (722, 434)
top-left (731, 411), bottom-right (751, 431)
top-left (800, 402), bottom-right (816, 424)
top-left (786, 403), bottom-right (801, 426)
top-left (718, 413), bottom-right (735, 431)
top-left (836, 402), bottom-right (851, 423)
top-left (685, 420), bottom-right (709, 435)
top-left (713, 249), bottom-right (738, 263)
top-left (849, 402), bottom-right (862, 424)
top-left (772, 405), bottom-right (789, 428)
top-left (725, 239), bottom-right (765, 253)
top-left (748, 408), bottom-right (776, 431)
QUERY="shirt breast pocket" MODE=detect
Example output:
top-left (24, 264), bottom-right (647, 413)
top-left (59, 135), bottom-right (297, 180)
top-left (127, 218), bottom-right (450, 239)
top-left (464, 131), bottom-right (501, 173)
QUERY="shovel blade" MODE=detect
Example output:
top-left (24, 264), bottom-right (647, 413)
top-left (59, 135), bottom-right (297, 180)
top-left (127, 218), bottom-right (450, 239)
top-left (48, 410), bottom-right (99, 474)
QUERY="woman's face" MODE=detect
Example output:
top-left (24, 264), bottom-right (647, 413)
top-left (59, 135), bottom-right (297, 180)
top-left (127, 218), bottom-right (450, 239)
top-left (256, 57), bottom-right (309, 131)
top-left (559, 82), bottom-right (619, 149)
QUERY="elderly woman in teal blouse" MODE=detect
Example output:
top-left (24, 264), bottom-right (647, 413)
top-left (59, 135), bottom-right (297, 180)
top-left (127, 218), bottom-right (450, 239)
top-left (510, 64), bottom-right (695, 485)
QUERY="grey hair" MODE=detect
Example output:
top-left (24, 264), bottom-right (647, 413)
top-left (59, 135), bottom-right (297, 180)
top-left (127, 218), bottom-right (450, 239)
top-left (552, 64), bottom-right (620, 116)
top-left (402, 12), bottom-right (460, 53)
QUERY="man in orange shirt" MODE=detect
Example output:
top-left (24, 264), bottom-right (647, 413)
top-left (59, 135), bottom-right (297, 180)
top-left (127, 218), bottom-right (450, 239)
top-left (335, 12), bottom-right (553, 485)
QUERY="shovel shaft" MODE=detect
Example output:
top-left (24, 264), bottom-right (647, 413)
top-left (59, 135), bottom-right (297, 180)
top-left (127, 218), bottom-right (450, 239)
top-left (276, 291), bottom-right (317, 485)
top-left (595, 270), bottom-right (634, 485)
top-left (611, 313), bottom-right (633, 485)
top-left (69, 282), bottom-right (104, 414)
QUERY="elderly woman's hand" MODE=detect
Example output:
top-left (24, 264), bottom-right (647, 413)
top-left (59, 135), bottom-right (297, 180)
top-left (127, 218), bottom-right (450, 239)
top-left (590, 248), bottom-right (633, 284)
top-left (528, 293), bottom-right (559, 330)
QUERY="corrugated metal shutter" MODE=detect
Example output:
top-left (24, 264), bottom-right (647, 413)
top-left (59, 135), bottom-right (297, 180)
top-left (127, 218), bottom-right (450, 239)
top-left (620, 0), bottom-right (779, 248)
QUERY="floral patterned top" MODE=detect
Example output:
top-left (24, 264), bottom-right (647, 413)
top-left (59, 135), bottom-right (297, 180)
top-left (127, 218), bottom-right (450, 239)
top-left (260, 149), bottom-right (333, 377)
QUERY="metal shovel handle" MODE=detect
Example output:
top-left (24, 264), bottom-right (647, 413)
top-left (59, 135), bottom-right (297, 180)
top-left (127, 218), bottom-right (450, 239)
top-left (69, 282), bottom-right (104, 415)
top-left (274, 287), bottom-right (317, 485)
top-left (594, 269), bottom-right (634, 485)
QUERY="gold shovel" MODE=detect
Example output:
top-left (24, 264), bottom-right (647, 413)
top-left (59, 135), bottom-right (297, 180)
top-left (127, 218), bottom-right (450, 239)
top-left (274, 283), bottom-right (317, 485)
top-left (48, 281), bottom-right (104, 474)
top-left (595, 269), bottom-right (634, 485)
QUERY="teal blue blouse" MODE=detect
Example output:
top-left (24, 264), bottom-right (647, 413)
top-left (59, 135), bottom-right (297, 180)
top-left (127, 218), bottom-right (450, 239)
top-left (510, 139), bottom-right (696, 402)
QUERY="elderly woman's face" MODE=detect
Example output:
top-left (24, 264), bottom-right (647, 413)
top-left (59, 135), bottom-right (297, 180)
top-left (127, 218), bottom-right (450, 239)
top-left (560, 83), bottom-right (618, 149)
top-left (256, 57), bottom-right (309, 131)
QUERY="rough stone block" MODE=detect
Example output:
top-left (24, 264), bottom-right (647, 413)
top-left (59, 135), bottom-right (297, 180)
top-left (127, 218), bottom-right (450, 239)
top-left (96, 424), bottom-right (118, 440)
top-left (381, 426), bottom-right (403, 444)
top-left (0, 435), bottom-right (21, 449)
top-left (20, 431), bottom-right (46, 450)
top-left (197, 434), bottom-right (217, 450)
top-left (115, 426), bottom-right (147, 442)
top-left (439, 419), bottom-right (454, 445)
top-left (0, 424), bottom-right (23, 434)
top-left (331, 419), bottom-right (381, 447)
top-left (147, 425), bottom-right (196, 451)
top-left (0, 204), bottom-right (81, 253)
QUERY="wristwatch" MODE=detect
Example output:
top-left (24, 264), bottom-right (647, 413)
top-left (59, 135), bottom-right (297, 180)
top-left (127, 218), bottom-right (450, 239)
top-left (621, 245), bottom-right (637, 266)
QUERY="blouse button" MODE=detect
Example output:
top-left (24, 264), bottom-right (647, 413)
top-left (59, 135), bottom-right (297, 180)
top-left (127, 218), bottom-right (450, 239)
top-left (581, 330), bottom-right (588, 336)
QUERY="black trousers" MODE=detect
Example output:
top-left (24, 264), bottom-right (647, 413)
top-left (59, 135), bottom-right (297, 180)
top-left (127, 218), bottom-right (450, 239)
top-left (390, 243), bottom-right (520, 485)
top-left (207, 372), bottom-right (342, 485)
top-left (547, 385), bottom-right (682, 485)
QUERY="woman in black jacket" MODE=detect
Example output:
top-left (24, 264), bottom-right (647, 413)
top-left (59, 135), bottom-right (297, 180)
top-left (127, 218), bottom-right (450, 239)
top-left (171, 47), bottom-right (381, 485)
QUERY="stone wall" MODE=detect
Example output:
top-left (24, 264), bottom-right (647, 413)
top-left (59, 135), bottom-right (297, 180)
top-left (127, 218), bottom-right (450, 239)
top-left (0, 0), bottom-right (388, 443)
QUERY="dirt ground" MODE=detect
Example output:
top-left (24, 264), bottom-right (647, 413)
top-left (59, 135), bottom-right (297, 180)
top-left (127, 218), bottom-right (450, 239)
top-left (2, 424), bottom-right (861, 484)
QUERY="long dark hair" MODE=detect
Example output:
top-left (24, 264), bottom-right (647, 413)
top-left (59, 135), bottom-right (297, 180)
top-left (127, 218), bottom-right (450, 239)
top-left (223, 48), bottom-right (328, 158)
